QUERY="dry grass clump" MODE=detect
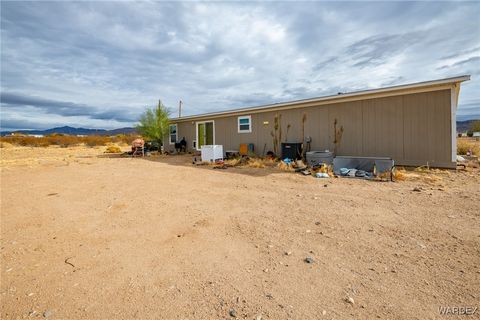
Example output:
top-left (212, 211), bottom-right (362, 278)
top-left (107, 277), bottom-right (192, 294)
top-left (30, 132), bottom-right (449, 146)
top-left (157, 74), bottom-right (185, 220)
top-left (457, 137), bottom-right (480, 155)
top-left (457, 139), bottom-right (470, 155)
top-left (224, 158), bottom-right (243, 167)
top-left (247, 158), bottom-right (266, 168)
top-left (82, 136), bottom-right (110, 147)
top-left (399, 166), bottom-right (448, 184)
top-left (392, 167), bottom-right (407, 181)
top-left (277, 161), bottom-right (295, 171)
top-left (105, 145), bottom-right (122, 153)
top-left (421, 175), bottom-right (443, 184)
top-left (223, 157), bottom-right (278, 168)
top-left (247, 157), bottom-right (277, 168)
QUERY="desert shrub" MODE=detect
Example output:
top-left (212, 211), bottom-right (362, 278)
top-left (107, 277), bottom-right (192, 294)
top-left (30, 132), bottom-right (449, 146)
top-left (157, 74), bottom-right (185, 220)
top-left (392, 167), bottom-right (406, 181)
top-left (83, 136), bottom-right (110, 147)
top-left (46, 135), bottom-right (78, 147)
top-left (247, 158), bottom-right (266, 168)
top-left (457, 139), bottom-right (470, 155)
top-left (0, 135), bottom-right (114, 147)
top-left (457, 138), bottom-right (480, 155)
top-left (224, 158), bottom-right (242, 167)
top-left (223, 157), bottom-right (277, 168)
top-left (277, 160), bottom-right (295, 171)
top-left (105, 145), bottom-right (122, 153)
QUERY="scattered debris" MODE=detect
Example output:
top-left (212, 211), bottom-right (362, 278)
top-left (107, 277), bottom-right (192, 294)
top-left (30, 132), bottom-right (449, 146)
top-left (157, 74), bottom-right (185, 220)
top-left (64, 257), bottom-right (75, 268)
top-left (43, 310), bottom-right (53, 318)
top-left (315, 172), bottom-right (329, 178)
top-left (417, 242), bottom-right (427, 249)
top-left (304, 257), bottom-right (314, 264)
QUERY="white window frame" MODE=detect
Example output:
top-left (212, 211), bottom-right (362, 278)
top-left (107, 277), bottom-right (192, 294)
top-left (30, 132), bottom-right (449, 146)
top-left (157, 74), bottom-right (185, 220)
top-left (238, 115), bottom-right (252, 133)
top-left (169, 124), bottom-right (178, 145)
top-left (195, 120), bottom-right (215, 151)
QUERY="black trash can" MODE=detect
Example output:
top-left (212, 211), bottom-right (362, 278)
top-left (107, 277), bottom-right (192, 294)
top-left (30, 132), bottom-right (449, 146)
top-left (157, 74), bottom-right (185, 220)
top-left (281, 142), bottom-right (303, 160)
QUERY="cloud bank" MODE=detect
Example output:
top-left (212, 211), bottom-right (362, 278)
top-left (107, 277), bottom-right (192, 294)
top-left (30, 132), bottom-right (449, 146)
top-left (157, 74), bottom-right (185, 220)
top-left (1, 1), bottom-right (479, 130)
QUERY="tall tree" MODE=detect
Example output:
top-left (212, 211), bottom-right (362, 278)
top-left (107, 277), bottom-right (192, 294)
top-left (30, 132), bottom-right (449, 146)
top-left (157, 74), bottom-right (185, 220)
top-left (136, 100), bottom-right (171, 146)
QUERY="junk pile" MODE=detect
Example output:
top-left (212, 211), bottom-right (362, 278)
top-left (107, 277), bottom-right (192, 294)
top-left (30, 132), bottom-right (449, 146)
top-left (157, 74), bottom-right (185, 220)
top-left (276, 152), bottom-right (396, 181)
top-left (278, 158), bottom-right (334, 177)
top-left (333, 156), bottom-right (395, 181)
top-left (457, 154), bottom-right (479, 169)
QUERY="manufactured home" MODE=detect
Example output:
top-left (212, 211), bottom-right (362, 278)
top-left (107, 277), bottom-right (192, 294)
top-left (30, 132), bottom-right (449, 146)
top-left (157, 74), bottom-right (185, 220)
top-left (164, 75), bottom-right (470, 168)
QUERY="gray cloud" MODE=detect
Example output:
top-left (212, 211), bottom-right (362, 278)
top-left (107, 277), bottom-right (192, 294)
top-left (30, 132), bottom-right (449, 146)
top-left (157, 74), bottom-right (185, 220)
top-left (1, 1), bottom-right (479, 130)
top-left (440, 47), bottom-right (480, 60)
top-left (347, 33), bottom-right (423, 68)
top-left (437, 56), bottom-right (480, 70)
top-left (1, 92), bottom-right (140, 123)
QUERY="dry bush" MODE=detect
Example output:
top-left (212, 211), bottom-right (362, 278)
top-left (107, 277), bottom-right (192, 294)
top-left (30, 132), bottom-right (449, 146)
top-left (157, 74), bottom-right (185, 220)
top-left (223, 157), bottom-right (277, 168)
top-left (309, 164), bottom-right (334, 176)
top-left (392, 167), bottom-right (407, 181)
top-left (46, 135), bottom-right (78, 147)
top-left (247, 158), bottom-right (266, 168)
top-left (224, 158), bottom-right (242, 167)
top-left (0, 135), bottom-right (118, 148)
top-left (2, 136), bottom-right (51, 147)
top-left (457, 139), bottom-right (471, 155)
top-left (277, 161), bottom-right (294, 171)
top-left (82, 135), bottom-right (110, 147)
top-left (457, 137), bottom-right (480, 156)
top-left (105, 145), bottom-right (122, 153)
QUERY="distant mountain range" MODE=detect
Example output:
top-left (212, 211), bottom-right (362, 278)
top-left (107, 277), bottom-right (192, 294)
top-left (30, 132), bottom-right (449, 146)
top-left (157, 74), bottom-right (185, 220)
top-left (0, 126), bottom-right (137, 136)
top-left (456, 120), bottom-right (478, 133)
top-left (1, 120), bottom-right (478, 136)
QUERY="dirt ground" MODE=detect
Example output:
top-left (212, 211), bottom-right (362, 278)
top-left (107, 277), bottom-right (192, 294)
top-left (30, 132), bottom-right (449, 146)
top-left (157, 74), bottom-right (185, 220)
top-left (1, 146), bottom-right (479, 319)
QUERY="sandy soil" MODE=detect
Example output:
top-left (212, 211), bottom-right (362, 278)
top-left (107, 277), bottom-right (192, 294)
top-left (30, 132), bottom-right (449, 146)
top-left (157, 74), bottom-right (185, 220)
top-left (1, 146), bottom-right (479, 319)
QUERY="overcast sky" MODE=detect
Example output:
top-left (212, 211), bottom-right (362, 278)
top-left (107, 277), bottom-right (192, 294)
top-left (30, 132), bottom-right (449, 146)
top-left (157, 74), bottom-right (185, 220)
top-left (1, 1), bottom-right (479, 131)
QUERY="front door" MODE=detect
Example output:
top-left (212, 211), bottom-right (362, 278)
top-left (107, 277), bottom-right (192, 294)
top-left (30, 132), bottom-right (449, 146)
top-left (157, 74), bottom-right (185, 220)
top-left (197, 121), bottom-right (214, 149)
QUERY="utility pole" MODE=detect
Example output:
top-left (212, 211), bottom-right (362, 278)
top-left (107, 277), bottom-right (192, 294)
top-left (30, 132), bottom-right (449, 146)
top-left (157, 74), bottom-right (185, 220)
top-left (178, 100), bottom-right (182, 118)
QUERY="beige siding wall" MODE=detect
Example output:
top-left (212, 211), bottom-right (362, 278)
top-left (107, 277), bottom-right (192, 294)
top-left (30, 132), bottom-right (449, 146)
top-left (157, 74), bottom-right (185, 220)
top-left (165, 89), bottom-right (453, 167)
